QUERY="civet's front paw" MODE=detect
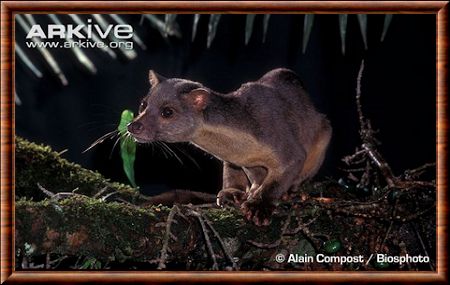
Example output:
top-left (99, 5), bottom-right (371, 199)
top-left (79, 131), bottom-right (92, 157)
top-left (216, 188), bottom-right (247, 207)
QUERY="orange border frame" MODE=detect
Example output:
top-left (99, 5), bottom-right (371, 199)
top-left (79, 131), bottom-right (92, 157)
top-left (1, 1), bottom-right (448, 283)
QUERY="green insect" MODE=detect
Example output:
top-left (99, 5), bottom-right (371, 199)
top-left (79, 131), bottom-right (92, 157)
top-left (117, 110), bottom-right (137, 188)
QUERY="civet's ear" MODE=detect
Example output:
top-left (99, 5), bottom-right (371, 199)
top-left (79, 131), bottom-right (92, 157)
top-left (148, 70), bottom-right (166, 87)
top-left (185, 88), bottom-right (210, 111)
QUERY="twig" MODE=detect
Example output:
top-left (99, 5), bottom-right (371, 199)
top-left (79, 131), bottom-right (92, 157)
top-left (286, 216), bottom-right (319, 235)
top-left (377, 222), bottom-right (393, 252)
top-left (404, 163), bottom-right (436, 180)
top-left (36, 183), bottom-right (55, 197)
top-left (157, 205), bottom-right (179, 270)
top-left (286, 215), bottom-right (322, 251)
top-left (362, 143), bottom-right (396, 187)
top-left (37, 183), bottom-right (92, 201)
top-left (202, 213), bottom-right (238, 270)
top-left (339, 167), bottom-right (366, 172)
top-left (93, 186), bottom-right (109, 199)
top-left (376, 197), bottom-right (400, 252)
top-left (410, 223), bottom-right (435, 271)
top-left (49, 255), bottom-right (68, 269)
top-left (342, 149), bottom-right (365, 165)
top-left (342, 59), bottom-right (435, 194)
top-left (100, 191), bottom-right (118, 202)
top-left (45, 253), bottom-right (51, 269)
top-left (358, 160), bottom-right (371, 187)
top-left (21, 256), bottom-right (29, 269)
top-left (192, 203), bottom-right (219, 209)
top-left (190, 209), bottom-right (219, 270)
top-left (394, 180), bottom-right (435, 189)
top-left (356, 60), bottom-right (366, 130)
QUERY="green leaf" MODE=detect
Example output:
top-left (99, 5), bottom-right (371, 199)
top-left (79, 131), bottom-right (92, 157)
top-left (245, 14), bottom-right (256, 45)
top-left (118, 110), bottom-right (137, 188)
top-left (357, 14), bottom-right (368, 50)
top-left (338, 15), bottom-right (348, 55)
top-left (207, 14), bottom-right (222, 48)
top-left (80, 257), bottom-right (101, 269)
top-left (302, 14), bottom-right (314, 54)
top-left (262, 14), bottom-right (271, 43)
top-left (381, 14), bottom-right (393, 42)
top-left (192, 14), bottom-right (201, 42)
top-left (118, 109), bottom-right (134, 135)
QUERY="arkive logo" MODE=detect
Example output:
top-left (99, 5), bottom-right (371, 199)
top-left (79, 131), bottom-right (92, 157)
top-left (26, 18), bottom-right (133, 39)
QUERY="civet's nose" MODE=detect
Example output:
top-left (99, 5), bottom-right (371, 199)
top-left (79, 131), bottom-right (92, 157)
top-left (127, 121), bottom-right (144, 134)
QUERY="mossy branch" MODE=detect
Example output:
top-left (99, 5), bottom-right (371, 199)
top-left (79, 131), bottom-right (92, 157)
top-left (15, 137), bottom-right (141, 202)
top-left (15, 136), bottom-right (435, 270)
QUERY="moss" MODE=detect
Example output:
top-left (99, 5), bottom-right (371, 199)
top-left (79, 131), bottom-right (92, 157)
top-left (16, 196), bottom-right (165, 262)
top-left (203, 207), bottom-right (286, 248)
top-left (15, 136), bottom-right (139, 201)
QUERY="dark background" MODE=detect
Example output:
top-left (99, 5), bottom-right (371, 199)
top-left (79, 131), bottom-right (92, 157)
top-left (15, 14), bottom-right (436, 196)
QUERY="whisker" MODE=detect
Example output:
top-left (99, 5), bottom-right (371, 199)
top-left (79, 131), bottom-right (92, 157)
top-left (172, 144), bottom-right (201, 169)
top-left (161, 142), bottom-right (184, 166)
top-left (154, 142), bottom-right (168, 159)
top-left (160, 143), bottom-right (173, 161)
top-left (83, 130), bottom-right (119, 153)
top-left (109, 136), bottom-right (122, 159)
top-left (156, 141), bottom-right (171, 159)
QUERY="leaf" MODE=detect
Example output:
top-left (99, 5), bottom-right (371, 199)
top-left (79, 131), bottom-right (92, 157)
top-left (110, 14), bottom-right (147, 50)
top-left (93, 14), bottom-right (137, 60)
top-left (338, 15), bottom-right (348, 55)
top-left (381, 14), bottom-right (393, 42)
top-left (118, 110), bottom-right (134, 135)
top-left (143, 14), bottom-right (181, 39)
top-left (207, 14), bottom-right (222, 49)
top-left (302, 14), bottom-right (314, 54)
top-left (69, 14), bottom-right (117, 59)
top-left (262, 14), bottom-right (271, 43)
top-left (15, 42), bottom-right (43, 78)
top-left (15, 92), bottom-right (22, 106)
top-left (120, 138), bottom-right (137, 188)
top-left (80, 257), bottom-right (96, 269)
top-left (118, 110), bottom-right (137, 188)
top-left (165, 14), bottom-right (178, 38)
top-left (192, 14), bottom-right (201, 42)
top-left (245, 14), bottom-right (256, 45)
top-left (16, 15), bottom-right (68, 86)
top-left (48, 14), bottom-right (97, 74)
top-left (357, 14), bottom-right (368, 50)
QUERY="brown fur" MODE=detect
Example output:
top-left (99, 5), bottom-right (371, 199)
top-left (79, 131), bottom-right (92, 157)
top-left (128, 68), bottom-right (332, 226)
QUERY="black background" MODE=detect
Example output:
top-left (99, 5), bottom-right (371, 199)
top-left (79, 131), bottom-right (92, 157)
top-left (15, 14), bottom-right (436, 196)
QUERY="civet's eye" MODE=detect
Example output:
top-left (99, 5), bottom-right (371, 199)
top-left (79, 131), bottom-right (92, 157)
top-left (161, 107), bottom-right (174, 118)
top-left (139, 101), bottom-right (148, 112)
